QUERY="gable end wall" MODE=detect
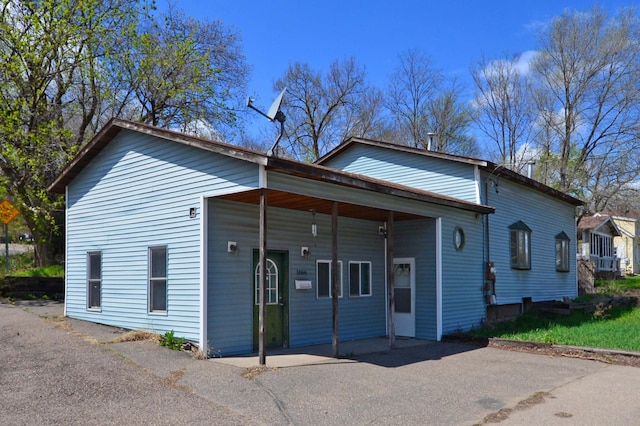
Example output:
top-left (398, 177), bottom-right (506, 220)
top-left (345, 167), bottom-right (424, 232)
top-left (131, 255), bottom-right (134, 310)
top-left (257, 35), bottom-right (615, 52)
top-left (65, 130), bottom-right (259, 341)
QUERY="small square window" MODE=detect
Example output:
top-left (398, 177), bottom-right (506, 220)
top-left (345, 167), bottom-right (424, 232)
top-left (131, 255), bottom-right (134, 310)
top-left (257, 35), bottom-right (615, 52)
top-left (349, 261), bottom-right (372, 297)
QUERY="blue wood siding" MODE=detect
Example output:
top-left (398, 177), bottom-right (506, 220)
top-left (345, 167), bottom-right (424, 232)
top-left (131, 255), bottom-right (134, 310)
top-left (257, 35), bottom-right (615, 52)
top-left (396, 213), bottom-right (487, 338)
top-left (65, 130), bottom-right (259, 341)
top-left (394, 219), bottom-right (438, 339)
top-left (208, 199), bottom-right (388, 355)
top-left (322, 144), bottom-right (479, 203)
top-left (481, 173), bottom-right (578, 304)
top-left (208, 200), bottom-right (489, 354)
top-left (439, 213), bottom-right (487, 334)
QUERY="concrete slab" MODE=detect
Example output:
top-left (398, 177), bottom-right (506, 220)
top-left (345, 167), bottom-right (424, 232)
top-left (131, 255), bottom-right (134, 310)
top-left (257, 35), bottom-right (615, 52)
top-left (6, 300), bottom-right (640, 425)
top-left (212, 337), bottom-right (435, 368)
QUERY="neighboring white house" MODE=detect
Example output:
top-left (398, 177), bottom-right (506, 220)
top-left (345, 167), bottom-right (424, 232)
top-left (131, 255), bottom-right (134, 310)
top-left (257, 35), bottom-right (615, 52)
top-left (577, 214), bottom-right (622, 277)
top-left (610, 215), bottom-right (639, 276)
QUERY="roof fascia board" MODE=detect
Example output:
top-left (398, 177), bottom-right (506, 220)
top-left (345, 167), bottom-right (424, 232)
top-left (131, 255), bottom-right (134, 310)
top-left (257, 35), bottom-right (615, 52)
top-left (481, 163), bottom-right (583, 207)
top-left (266, 156), bottom-right (494, 215)
top-left (318, 137), bottom-right (487, 167)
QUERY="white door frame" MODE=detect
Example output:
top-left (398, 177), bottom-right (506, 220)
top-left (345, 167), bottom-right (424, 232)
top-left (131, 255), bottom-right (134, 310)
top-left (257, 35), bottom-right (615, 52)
top-left (393, 257), bottom-right (415, 337)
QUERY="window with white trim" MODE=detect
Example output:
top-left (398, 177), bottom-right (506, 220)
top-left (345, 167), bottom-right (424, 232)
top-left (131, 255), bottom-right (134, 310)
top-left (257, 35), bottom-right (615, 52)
top-left (255, 259), bottom-right (278, 305)
top-left (149, 246), bottom-right (167, 312)
top-left (316, 260), bottom-right (342, 298)
top-left (509, 221), bottom-right (531, 270)
top-left (555, 232), bottom-right (570, 272)
top-left (349, 261), bottom-right (372, 297)
top-left (87, 252), bottom-right (101, 309)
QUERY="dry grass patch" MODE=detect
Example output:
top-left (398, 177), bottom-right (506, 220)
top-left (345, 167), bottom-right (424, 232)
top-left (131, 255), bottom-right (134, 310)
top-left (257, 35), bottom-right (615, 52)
top-left (165, 369), bottom-right (185, 386)
top-left (479, 392), bottom-right (551, 424)
top-left (45, 316), bottom-right (72, 331)
top-left (241, 366), bottom-right (275, 380)
top-left (110, 330), bottom-right (160, 344)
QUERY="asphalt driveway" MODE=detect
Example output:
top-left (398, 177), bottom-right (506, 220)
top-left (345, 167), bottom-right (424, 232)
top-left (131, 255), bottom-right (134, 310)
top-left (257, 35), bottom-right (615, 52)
top-left (2, 300), bottom-right (639, 425)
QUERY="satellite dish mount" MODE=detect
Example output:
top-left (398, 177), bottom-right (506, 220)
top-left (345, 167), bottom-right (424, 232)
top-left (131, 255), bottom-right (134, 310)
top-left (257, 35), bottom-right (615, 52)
top-left (247, 88), bottom-right (286, 156)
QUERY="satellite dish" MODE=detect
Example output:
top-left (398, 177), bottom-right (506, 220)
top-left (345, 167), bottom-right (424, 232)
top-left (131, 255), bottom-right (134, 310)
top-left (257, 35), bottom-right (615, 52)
top-left (247, 88), bottom-right (287, 156)
top-left (267, 88), bottom-right (286, 121)
top-left (247, 88), bottom-right (286, 123)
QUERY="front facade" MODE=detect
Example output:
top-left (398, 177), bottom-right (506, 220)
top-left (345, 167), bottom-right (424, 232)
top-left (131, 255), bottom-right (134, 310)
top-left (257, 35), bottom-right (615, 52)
top-left (577, 214), bottom-right (622, 276)
top-left (50, 122), bottom-right (581, 356)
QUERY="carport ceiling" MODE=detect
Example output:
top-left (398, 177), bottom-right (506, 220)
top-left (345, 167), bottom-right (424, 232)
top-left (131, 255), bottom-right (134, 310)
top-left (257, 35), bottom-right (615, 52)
top-left (218, 189), bottom-right (425, 222)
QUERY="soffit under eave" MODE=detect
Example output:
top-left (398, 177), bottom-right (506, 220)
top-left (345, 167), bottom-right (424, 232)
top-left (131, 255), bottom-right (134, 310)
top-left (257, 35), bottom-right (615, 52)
top-left (217, 189), bottom-right (425, 222)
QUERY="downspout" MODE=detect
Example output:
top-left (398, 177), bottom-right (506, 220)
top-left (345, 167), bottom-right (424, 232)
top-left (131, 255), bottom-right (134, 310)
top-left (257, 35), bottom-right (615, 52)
top-left (484, 179), bottom-right (496, 305)
top-left (383, 222), bottom-right (388, 337)
top-left (64, 186), bottom-right (69, 317)
top-left (199, 195), bottom-right (208, 355)
top-left (435, 217), bottom-right (443, 340)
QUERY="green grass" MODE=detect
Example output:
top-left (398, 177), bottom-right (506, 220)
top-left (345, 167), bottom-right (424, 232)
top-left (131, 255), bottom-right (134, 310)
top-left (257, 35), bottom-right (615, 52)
top-left (1, 251), bottom-right (34, 277)
top-left (1, 249), bottom-right (63, 278)
top-left (595, 275), bottom-right (640, 293)
top-left (11, 264), bottom-right (64, 277)
top-left (472, 305), bottom-right (640, 351)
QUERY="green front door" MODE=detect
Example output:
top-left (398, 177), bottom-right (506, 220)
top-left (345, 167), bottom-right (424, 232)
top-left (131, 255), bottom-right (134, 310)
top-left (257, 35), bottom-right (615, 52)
top-left (253, 250), bottom-right (289, 350)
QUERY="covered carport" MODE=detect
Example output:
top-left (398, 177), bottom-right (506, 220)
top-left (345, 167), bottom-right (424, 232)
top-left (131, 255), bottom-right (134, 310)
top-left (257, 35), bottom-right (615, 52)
top-left (215, 156), bottom-right (494, 364)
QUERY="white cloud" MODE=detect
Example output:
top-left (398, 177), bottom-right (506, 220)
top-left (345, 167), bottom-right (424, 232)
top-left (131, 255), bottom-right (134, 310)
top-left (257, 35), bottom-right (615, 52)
top-left (514, 50), bottom-right (538, 75)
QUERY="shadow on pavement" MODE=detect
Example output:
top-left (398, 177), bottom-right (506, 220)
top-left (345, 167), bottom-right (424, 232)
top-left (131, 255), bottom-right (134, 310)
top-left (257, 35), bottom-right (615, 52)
top-left (354, 341), bottom-right (482, 368)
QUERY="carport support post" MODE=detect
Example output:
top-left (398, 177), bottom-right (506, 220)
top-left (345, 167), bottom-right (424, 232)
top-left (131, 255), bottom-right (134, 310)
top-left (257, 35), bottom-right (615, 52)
top-left (259, 188), bottom-right (268, 365)
top-left (387, 211), bottom-right (395, 348)
top-left (332, 201), bottom-right (339, 358)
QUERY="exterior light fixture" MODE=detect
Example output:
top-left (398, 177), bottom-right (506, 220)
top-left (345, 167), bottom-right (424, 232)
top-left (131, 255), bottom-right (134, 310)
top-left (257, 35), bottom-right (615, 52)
top-left (227, 241), bottom-right (238, 255)
top-left (311, 210), bottom-right (317, 237)
top-left (301, 246), bottom-right (310, 258)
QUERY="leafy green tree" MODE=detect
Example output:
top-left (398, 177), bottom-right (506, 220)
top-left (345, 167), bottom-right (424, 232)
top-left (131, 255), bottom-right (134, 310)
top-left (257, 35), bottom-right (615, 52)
top-left (0, 0), bottom-right (140, 265)
top-left (0, 0), bottom-right (249, 265)
top-left (108, 5), bottom-right (249, 140)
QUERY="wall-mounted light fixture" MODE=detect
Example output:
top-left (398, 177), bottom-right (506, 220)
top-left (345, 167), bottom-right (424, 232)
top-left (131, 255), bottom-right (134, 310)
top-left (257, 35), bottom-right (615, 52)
top-left (301, 246), bottom-right (310, 259)
top-left (227, 241), bottom-right (238, 255)
top-left (378, 225), bottom-right (387, 237)
top-left (311, 209), bottom-right (317, 237)
top-left (189, 207), bottom-right (197, 218)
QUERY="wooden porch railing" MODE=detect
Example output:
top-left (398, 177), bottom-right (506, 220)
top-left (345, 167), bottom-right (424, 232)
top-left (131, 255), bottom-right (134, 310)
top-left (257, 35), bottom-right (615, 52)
top-left (590, 256), bottom-right (621, 272)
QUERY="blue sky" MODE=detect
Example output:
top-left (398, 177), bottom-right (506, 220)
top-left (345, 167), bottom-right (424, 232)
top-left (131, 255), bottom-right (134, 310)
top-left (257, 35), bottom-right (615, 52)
top-left (174, 0), bottom-right (636, 137)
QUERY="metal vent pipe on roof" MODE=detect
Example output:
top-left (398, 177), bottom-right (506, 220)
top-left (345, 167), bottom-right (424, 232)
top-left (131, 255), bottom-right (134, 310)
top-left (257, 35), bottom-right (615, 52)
top-left (527, 161), bottom-right (535, 179)
top-left (427, 132), bottom-right (435, 151)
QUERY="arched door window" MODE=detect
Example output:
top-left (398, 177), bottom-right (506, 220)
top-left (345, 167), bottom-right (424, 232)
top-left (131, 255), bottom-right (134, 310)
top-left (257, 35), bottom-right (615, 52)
top-left (255, 259), bottom-right (278, 305)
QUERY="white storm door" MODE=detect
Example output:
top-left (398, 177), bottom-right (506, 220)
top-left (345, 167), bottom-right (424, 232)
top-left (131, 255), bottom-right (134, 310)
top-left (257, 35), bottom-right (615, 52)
top-left (393, 258), bottom-right (415, 337)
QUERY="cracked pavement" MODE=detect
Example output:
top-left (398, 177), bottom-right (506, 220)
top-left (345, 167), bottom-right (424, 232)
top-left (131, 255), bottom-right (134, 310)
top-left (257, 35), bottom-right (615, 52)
top-left (2, 300), bottom-right (640, 425)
